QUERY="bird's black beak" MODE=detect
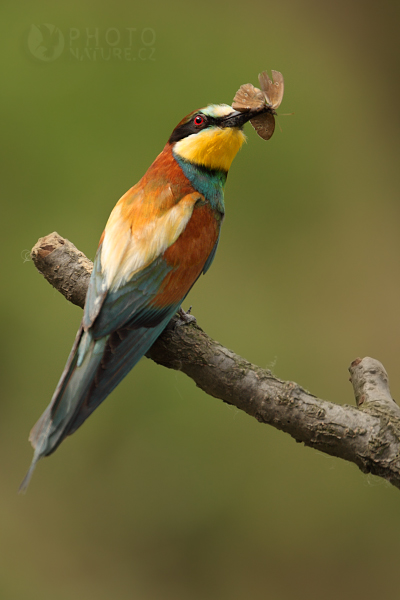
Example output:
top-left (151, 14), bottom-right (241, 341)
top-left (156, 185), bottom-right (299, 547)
top-left (222, 107), bottom-right (270, 129)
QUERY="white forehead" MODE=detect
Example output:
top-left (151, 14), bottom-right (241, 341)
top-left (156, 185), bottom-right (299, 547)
top-left (201, 104), bottom-right (235, 118)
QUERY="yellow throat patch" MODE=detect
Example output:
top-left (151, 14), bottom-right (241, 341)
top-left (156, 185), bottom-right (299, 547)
top-left (174, 126), bottom-right (246, 172)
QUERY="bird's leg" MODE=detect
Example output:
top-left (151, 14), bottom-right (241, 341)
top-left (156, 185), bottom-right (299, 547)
top-left (176, 305), bottom-right (197, 325)
top-left (165, 306), bottom-right (197, 332)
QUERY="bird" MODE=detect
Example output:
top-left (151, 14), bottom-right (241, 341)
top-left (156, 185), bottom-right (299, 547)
top-left (20, 101), bottom-right (267, 491)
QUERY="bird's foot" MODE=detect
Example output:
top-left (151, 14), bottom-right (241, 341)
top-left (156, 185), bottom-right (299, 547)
top-left (176, 306), bottom-right (197, 326)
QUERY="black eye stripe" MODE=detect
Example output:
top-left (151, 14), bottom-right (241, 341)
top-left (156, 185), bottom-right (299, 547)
top-left (169, 113), bottom-right (221, 143)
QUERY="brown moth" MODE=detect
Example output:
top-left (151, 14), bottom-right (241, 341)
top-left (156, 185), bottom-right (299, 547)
top-left (232, 70), bottom-right (284, 140)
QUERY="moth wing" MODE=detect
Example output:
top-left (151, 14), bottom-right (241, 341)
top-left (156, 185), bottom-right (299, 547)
top-left (258, 70), bottom-right (284, 109)
top-left (271, 70), bottom-right (284, 108)
top-left (250, 112), bottom-right (276, 140)
top-left (232, 83), bottom-right (265, 111)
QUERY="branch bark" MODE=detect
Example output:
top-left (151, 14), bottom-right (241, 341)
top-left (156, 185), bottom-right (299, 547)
top-left (31, 232), bottom-right (400, 490)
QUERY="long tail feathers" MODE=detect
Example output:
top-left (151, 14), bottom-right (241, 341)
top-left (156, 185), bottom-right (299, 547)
top-left (19, 326), bottom-right (107, 492)
top-left (20, 315), bottom-right (173, 492)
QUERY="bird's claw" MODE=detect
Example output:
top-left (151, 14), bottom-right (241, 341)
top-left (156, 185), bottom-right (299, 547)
top-left (176, 306), bottom-right (197, 326)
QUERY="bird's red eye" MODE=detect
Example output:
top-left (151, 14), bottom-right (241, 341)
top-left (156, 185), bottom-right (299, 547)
top-left (194, 115), bottom-right (204, 126)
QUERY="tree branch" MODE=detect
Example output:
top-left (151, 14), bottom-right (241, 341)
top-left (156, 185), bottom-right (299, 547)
top-left (31, 232), bottom-right (400, 490)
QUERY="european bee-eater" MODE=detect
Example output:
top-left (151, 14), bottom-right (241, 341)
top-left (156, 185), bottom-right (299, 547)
top-left (21, 102), bottom-right (269, 490)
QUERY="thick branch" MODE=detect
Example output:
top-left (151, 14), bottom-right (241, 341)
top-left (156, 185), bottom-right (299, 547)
top-left (31, 233), bottom-right (400, 489)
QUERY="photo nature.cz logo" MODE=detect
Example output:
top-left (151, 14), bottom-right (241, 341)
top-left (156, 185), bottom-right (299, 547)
top-left (27, 24), bottom-right (156, 62)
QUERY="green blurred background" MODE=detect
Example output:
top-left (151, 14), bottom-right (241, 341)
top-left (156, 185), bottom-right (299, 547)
top-left (1, 0), bottom-right (399, 598)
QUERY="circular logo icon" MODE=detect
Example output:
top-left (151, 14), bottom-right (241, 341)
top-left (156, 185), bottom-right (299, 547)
top-left (27, 24), bottom-right (64, 62)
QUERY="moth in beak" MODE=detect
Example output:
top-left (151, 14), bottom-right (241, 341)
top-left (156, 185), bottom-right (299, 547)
top-left (232, 70), bottom-right (284, 140)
